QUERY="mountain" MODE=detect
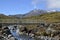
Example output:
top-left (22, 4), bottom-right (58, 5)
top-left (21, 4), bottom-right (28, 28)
top-left (0, 14), bottom-right (20, 23)
top-left (9, 14), bottom-right (23, 18)
top-left (9, 9), bottom-right (47, 18)
top-left (0, 14), bottom-right (11, 19)
top-left (0, 14), bottom-right (19, 19)
top-left (23, 12), bottom-right (60, 23)
top-left (47, 10), bottom-right (57, 12)
top-left (24, 9), bottom-right (47, 17)
top-left (0, 12), bottom-right (60, 23)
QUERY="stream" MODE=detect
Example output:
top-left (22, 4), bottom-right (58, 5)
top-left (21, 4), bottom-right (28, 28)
top-left (8, 25), bottom-right (35, 40)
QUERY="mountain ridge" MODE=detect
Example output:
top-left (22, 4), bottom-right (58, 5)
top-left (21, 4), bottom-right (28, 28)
top-left (9, 9), bottom-right (47, 18)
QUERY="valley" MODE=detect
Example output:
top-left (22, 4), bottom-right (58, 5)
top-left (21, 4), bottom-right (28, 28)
top-left (0, 10), bottom-right (60, 40)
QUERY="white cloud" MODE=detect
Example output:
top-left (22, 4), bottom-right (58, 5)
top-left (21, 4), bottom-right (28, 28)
top-left (32, 0), bottom-right (45, 9)
top-left (32, 0), bottom-right (40, 8)
top-left (47, 0), bottom-right (60, 9)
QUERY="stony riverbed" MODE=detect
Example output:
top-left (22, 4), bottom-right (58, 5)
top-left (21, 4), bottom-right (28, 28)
top-left (0, 23), bottom-right (60, 40)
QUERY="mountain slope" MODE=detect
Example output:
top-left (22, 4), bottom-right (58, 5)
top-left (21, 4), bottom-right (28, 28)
top-left (9, 14), bottom-right (24, 18)
top-left (24, 9), bottom-right (47, 17)
top-left (0, 14), bottom-right (18, 19)
top-left (9, 9), bottom-right (47, 18)
top-left (0, 14), bottom-right (20, 23)
top-left (0, 12), bottom-right (60, 23)
top-left (22, 12), bottom-right (60, 23)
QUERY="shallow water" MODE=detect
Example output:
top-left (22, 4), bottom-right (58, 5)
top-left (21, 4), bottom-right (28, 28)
top-left (8, 26), bottom-right (35, 40)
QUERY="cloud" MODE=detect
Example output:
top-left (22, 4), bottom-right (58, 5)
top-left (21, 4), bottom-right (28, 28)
top-left (47, 0), bottom-right (60, 9)
top-left (31, 0), bottom-right (60, 9)
top-left (32, 0), bottom-right (40, 8)
top-left (32, 0), bottom-right (45, 9)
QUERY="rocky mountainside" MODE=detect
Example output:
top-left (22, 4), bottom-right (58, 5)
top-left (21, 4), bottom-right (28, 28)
top-left (0, 10), bottom-right (60, 23)
top-left (9, 9), bottom-right (47, 18)
top-left (22, 12), bottom-right (60, 23)
top-left (24, 9), bottom-right (47, 17)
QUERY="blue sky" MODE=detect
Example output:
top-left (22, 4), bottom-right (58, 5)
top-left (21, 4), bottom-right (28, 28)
top-left (0, 0), bottom-right (60, 15)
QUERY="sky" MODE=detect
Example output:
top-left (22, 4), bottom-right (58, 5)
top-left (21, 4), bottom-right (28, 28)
top-left (0, 0), bottom-right (60, 15)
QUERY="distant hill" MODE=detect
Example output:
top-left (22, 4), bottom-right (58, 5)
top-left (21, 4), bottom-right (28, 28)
top-left (9, 14), bottom-right (24, 18)
top-left (0, 14), bottom-right (20, 23)
top-left (9, 9), bottom-right (47, 18)
top-left (0, 14), bottom-right (11, 19)
top-left (0, 14), bottom-right (19, 19)
top-left (22, 12), bottom-right (60, 23)
top-left (24, 9), bottom-right (47, 17)
top-left (0, 10), bottom-right (60, 23)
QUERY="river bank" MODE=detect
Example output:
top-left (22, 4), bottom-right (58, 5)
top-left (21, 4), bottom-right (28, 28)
top-left (0, 23), bottom-right (60, 40)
